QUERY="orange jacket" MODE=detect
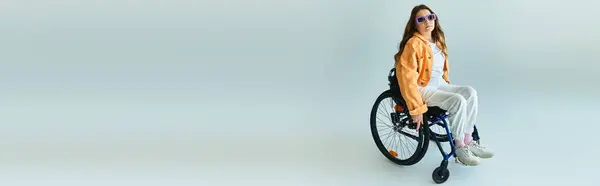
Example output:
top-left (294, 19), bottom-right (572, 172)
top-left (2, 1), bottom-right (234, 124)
top-left (395, 32), bottom-right (450, 116)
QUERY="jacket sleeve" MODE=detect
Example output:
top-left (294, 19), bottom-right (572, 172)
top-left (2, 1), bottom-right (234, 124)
top-left (395, 40), bottom-right (428, 116)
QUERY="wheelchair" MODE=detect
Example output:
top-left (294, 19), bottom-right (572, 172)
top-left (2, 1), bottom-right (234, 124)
top-left (369, 68), bottom-right (481, 184)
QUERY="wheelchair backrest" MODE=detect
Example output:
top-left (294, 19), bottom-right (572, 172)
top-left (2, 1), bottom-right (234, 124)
top-left (387, 68), bottom-right (400, 91)
top-left (386, 68), bottom-right (412, 113)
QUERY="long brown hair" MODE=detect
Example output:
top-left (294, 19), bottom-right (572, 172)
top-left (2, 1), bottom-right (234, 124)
top-left (395, 4), bottom-right (447, 62)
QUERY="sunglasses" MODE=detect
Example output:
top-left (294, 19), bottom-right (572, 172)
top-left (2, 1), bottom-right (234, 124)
top-left (415, 14), bottom-right (437, 24)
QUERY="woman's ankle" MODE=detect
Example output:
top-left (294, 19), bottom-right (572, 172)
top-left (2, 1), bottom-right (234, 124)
top-left (464, 134), bottom-right (473, 145)
top-left (454, 139), bottom-right (465, 148)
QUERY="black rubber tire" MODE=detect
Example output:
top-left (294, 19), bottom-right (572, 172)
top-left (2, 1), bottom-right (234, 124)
top-left (432, 166), bottom-right (450, 184)
top-left (370, 90), bottom-right (429, 166)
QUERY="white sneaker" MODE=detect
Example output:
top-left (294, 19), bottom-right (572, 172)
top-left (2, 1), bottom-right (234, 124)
top-left (455, 146), bottom-right (480, 166)
top-left (467, 141), bottom-right (494, 159)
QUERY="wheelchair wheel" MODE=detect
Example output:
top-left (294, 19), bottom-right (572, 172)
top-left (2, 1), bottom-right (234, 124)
top-left (370, 90), bottom-right (429, 165)
top-left (428, 120), bottom-right (450, 142)
top-left (432, 166), bottom-right (450, 184)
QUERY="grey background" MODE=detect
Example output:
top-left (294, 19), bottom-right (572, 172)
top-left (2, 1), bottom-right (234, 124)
top-left (1, 0), bottom-right (599, 185)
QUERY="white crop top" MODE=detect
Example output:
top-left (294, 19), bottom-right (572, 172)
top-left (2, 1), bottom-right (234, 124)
top-left (419, 42), bottom-right (447, 89)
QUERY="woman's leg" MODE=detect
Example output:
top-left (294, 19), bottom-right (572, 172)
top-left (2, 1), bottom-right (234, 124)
top-left (436, 84), bottom-right (494, 159)
top-left (437, 84), bottom-right (478, 136)
top-left (420, 87), bottom-right (471, 144)
top-left (419, 87), bottom-right (481, 165)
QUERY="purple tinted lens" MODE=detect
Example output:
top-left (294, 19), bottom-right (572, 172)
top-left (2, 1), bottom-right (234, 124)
top-left (428, 14), bottom-right (436, 20)
top-left (415, 14), bottom-right (436, 23)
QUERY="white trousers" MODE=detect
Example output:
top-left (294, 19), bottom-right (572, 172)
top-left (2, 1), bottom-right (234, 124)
top-left (419, 84), bottom-right (478, 141)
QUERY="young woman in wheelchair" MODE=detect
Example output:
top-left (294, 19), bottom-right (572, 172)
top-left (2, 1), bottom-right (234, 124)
top-left (394, 4), bottom-right (494, 166)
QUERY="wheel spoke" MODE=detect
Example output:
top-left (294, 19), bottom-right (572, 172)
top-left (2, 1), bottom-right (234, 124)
top-left (398, 129), bottom-right (419, 141)
top-left (370, 90), bottom-right (428, 165)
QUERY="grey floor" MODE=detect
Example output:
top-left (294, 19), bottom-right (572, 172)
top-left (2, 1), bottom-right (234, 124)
top-left (1, 80), bottom-right (599, 186)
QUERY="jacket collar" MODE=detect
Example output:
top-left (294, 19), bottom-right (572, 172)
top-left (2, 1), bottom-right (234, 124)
top-left (412, 32), bottom-right (443, 50)
top-left (412, 32), bottom-right (430, 43)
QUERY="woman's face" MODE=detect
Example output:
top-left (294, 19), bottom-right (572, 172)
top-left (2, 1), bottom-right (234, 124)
top-left (414, 9), bottom-right (436, 35)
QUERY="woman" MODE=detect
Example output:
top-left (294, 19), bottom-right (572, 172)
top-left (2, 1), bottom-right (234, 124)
top-left (394, 4), bottom-right (494, 166)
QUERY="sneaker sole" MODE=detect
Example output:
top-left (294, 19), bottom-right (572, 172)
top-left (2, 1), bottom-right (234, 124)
top-left (474, 153), bottom-right (494, 159)
top-left (455, 158), bottom-right (480, 166)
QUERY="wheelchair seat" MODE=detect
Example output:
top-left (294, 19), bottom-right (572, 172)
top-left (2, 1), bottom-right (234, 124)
top-left (426, 106), bottom-right (447, 117)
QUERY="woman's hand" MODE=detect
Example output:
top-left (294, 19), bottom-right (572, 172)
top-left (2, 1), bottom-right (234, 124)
top-left (411, 114), bottom-right (423, 131)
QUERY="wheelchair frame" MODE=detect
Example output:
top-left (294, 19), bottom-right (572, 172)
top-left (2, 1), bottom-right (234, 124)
top-left (369, 68), bottom-right (481, 184)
